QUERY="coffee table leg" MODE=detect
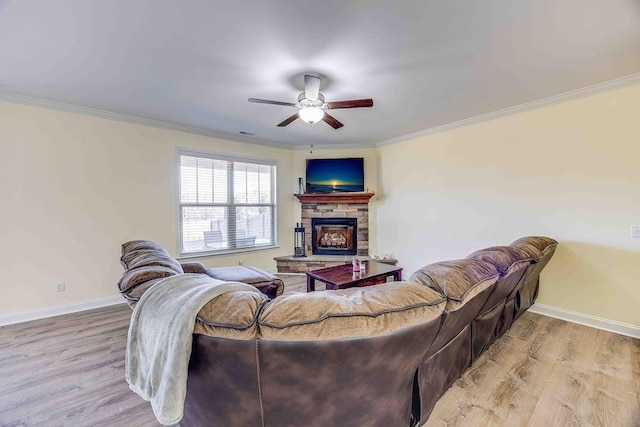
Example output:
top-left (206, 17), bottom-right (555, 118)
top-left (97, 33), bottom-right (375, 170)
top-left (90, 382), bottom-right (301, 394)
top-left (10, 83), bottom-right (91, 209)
top-left (393, 271), bottom-right (402, 281)
top-left (307, 276), bottom-right (316, 292)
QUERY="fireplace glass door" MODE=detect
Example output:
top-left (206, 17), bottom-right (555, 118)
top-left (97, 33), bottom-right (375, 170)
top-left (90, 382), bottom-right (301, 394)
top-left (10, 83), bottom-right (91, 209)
top-left (311, 218), bottom-right (357, 256)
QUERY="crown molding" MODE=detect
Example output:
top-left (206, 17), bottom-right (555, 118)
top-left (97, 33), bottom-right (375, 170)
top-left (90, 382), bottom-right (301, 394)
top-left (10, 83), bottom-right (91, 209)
top-left (0, 91), bottom-right (377, 150)
top-left (0, 91), bottom-right (298, 150)
top-left (376, 72), bottom-right (640, 147)
top-left (2, 72), bottom-right (639, 152)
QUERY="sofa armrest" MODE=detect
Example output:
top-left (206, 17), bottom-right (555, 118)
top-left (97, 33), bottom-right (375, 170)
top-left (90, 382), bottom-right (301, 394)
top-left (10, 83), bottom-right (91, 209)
top-left (181, 262), bottom-right (206, 274)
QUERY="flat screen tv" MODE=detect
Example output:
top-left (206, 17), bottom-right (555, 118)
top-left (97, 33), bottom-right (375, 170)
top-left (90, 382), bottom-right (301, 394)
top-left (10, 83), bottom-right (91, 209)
top-left (305, 158), bottom-right (364, 194)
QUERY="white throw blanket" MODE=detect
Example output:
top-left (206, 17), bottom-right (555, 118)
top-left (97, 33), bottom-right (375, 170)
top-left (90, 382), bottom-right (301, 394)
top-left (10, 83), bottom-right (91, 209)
top-left (125, 273), bottom-right (260, 425)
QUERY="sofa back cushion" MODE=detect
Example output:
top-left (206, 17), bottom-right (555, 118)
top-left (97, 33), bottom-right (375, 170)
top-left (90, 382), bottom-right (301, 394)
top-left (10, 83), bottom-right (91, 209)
top-left (118, 240), bottom-right (185, 305)
top-left (409, 259), bottom-right (499, 311)
top-left (121, 278), bottom-right (165, 307)
top-left (117, 266), bottom-right (178, 293)
top-left (258, 281), bottom-right (446, 341)
top-left (466, 245), bottom-right (533, 275)
top-left (121, 240), bottom-right (169, 254)
top-left (510, 236), bottom-right (558, 262)
top-left (194, 291), bottom-right (268, 340)
top-left (120, 248), bottom-right (184, 274)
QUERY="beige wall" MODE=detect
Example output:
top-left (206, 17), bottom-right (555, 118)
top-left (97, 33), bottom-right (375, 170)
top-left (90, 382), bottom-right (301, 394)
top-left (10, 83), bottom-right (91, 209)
top-left (0, 102), bottom-right (295, 315)
top-left (3, 83), bottom-right (639, 327)
top-left (376, 84), bottom-right (640, 326)
top-left (292, 147), bottom-right (379, 254)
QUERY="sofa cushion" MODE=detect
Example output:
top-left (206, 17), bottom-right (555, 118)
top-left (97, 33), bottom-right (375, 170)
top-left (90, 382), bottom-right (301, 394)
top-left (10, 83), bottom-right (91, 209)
top-left (410, 259), bottom-right (499, 312)
top-left (205, 265), bottom-right (276, 284)
top-left (466, 246), bottom-right (533, 275)
top-left (205, 265), bottom-right (284, 297)
top-left (194, 291), bottom-right (269, 340)
top-left (410, 259), bottom-right (499, 301)
top-left (117, 266), bottom-right (178, 293)
top-left (120, 249), bottom-right (184, 274)
top-left (181, 262), bottom-right (206, 274)
top-left (121, 278), bottom-right (165, 306)
top-left (510, 236), bottom-right (558, 262)
top-left (121, 240), bottom-right (169, 254)
top-left (258, 281), bottom-right (446, 341)
top-left (121, 272), bottom-right (267, 339)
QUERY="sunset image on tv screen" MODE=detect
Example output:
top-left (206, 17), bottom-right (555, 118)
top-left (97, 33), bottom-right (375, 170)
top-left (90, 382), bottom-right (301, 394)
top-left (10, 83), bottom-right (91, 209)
top-left (305, 158), bottom-right (364, 193)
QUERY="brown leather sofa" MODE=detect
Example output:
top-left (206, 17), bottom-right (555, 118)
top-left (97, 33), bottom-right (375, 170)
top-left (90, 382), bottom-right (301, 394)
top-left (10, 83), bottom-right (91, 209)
top-left (117, 236), bottom-right (557, 426)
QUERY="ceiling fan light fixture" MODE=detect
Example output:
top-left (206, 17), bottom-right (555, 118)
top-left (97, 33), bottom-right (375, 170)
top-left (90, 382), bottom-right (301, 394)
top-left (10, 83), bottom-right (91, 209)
top-left (248, 75), bottom-right (371, 128)
top-left (298, 107), bottom-right (324, 124)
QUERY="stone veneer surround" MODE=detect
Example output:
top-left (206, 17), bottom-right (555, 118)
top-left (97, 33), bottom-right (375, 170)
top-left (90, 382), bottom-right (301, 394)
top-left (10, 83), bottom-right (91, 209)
top-left (297, 192), bottom-right (374, 256)
top-left (275, 192), bottom-right (374, 273)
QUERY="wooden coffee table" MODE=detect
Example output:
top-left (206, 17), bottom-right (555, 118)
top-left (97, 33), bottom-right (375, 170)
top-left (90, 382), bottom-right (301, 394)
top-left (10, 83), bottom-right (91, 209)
top-left (306, 261), bottom-right (403, 292)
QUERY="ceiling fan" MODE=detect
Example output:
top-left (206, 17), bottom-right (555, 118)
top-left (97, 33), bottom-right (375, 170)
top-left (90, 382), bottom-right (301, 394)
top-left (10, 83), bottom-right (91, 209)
top-left (248, 74), bottom-right (373, 129)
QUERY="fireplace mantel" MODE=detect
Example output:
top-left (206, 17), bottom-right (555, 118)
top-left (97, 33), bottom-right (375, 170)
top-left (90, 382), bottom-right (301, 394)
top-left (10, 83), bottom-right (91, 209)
top-left (295, 191), bottom-right (375, 204)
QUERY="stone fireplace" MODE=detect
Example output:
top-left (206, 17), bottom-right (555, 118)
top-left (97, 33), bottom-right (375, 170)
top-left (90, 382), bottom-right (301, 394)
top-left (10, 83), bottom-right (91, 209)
top-left (275, 192), bottom-right (374, 273)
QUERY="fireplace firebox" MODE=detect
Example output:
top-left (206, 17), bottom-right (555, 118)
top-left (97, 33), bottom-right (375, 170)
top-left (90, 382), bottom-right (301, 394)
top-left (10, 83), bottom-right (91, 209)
top-left (311, 218), bottom-right (357, 256)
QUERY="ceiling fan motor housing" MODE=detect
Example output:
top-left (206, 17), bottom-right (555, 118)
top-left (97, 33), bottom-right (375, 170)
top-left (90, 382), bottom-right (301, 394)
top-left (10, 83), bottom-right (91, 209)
top-left (297, 92), bottom-right (325, 109)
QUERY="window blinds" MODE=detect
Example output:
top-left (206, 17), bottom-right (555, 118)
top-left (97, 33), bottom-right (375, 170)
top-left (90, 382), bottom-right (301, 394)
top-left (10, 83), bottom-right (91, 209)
top-left (178, 150), bottom-right (277, 255)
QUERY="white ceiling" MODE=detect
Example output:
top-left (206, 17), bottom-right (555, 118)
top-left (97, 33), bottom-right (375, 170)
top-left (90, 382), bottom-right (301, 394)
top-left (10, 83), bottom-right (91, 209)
top-left (1, 0), bottom-right (639, 148)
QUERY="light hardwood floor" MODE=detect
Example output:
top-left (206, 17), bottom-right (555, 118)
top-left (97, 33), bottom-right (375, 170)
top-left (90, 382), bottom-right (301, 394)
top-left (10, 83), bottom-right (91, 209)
top-left (424, 310), bottom-right (640, 426)
top-left (1, 275), bottom-right (638, 426)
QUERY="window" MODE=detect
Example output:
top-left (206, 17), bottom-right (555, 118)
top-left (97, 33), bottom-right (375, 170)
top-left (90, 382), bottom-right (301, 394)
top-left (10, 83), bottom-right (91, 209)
top-left (178, 149), bottom-right (277, 256)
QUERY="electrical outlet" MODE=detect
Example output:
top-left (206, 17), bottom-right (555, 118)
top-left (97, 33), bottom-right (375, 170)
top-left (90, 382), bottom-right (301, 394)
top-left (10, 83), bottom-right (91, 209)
top-left (56, 282), bottom-right (65, 292)
top-left (631, 225), bottom-right (640, 238)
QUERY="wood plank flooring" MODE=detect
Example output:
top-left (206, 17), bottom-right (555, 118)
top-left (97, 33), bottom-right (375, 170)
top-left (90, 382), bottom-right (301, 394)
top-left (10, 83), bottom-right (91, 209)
top-left (1, 274), bottom-right (638, 426)
top-left (424, 311), bottom-right (640, 426)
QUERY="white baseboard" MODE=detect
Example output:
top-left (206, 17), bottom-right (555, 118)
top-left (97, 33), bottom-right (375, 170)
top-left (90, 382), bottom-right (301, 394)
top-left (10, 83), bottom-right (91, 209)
top-left (0, 296), bottom-right (125, 326)
top-left (529, 303), bottom-right (640, 339)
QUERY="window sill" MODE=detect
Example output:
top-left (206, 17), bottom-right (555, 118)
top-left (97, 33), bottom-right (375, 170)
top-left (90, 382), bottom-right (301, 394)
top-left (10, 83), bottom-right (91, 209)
top-left (176, 245), bottom-right (280, 261)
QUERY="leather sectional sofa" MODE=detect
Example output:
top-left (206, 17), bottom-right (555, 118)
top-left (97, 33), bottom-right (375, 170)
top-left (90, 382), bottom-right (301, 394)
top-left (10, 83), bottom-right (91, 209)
top-left (117, 236), bottom-right (557, 426)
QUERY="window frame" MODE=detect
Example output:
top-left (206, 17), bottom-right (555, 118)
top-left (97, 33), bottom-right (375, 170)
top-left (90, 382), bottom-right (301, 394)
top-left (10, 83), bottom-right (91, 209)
top-left (176, 148), bottom-right (278, 258)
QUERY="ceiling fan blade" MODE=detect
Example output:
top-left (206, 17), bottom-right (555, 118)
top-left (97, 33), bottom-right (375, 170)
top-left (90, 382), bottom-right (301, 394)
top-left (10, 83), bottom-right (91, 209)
top-left (248, 98), bottom-right (297, 107)
top-left (304, 75), bottom-right (321, 101)
top-left (326, 98), bottom-right (374, 109)
top-left (277, 113), bottom-right (300, 127)
top-left (322, 112), bottom-right (344, 129)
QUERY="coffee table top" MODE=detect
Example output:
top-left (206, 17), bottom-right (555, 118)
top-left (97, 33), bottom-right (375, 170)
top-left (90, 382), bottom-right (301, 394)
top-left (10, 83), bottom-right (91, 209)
top-left (306, 261), bottom-right (402, 288)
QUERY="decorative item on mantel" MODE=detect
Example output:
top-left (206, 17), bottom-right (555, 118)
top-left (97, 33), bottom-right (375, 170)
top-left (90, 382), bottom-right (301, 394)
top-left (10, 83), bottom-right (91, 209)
top-left (297, 177), bottom-right (305, 195)
top-left (294, 223), bottom-right (306, 257)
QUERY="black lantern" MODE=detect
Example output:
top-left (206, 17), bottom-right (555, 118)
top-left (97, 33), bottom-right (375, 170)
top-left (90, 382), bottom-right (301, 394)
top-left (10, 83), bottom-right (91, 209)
top-left (294, 223), bottom-right (306, 257)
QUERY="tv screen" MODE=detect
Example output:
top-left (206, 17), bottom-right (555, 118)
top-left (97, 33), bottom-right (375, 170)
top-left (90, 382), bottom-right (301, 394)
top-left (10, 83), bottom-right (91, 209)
top-left (305, 158), bottom-right (364, 194)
